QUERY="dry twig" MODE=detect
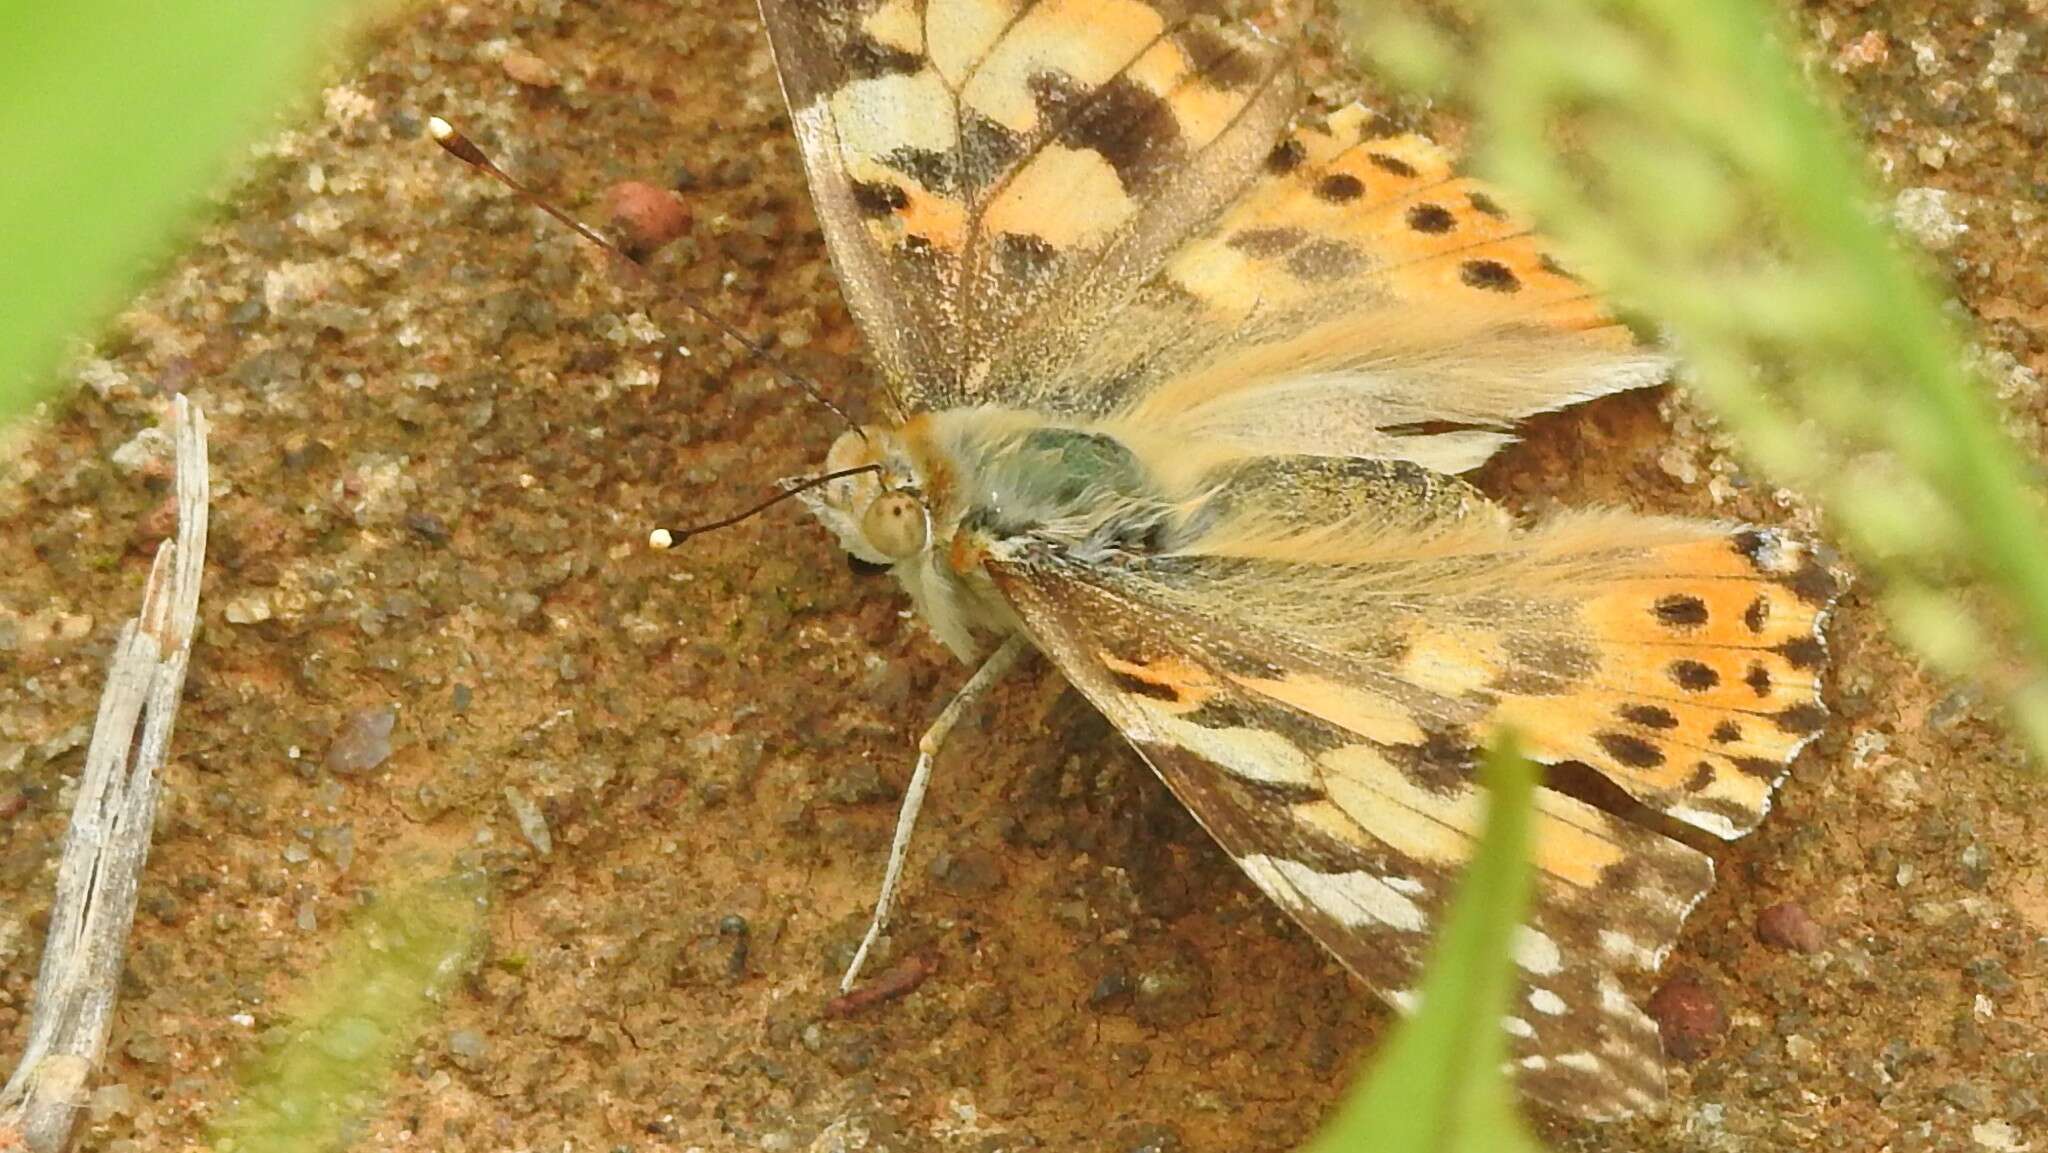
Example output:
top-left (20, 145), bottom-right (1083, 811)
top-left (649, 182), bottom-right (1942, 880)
top-left (0, 397), bottom-right (209, 1152)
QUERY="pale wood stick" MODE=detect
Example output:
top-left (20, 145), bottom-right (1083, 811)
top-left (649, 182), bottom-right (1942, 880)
top-left (1, 396), bottom-right (209, 1152)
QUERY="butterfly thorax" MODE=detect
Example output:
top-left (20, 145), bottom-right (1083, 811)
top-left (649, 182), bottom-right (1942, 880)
top-left (804, 408), bottom-right (1198, 659)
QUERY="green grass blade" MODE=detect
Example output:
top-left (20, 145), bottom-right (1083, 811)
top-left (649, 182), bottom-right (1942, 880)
top-left (0, 0), bottom-right (363, 420)
top-left (1302, 738), bottom-right (1547, 1153)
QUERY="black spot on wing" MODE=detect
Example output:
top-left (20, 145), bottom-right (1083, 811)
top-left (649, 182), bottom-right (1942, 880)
top-left (1618, 704), bottom-right (1679, 731)
top-left (844, 34), bottom-right (923, 80)
top-left (1406, 203), bottom-right (1456, 233)
top-left (1774, 703), bottom-right (1826, 734)
top-left (1731, 755), bottom-right (1783, 780)
top-left (1316, 173), bottom-right (1365, 203)
top-left (1709, 719), bottom-right (1743, 745)
top-left (1460, 259), bottom-right (1522, 293)
top-left (1597, 731), bottom-right (1667, 768)
top-left (1786, 557), bottom-right (1843, 608)
top-left (1366, 151), bottom-right (1418, 177)
top-left (1653, 595), bottom-right (1709, 627)
top-left (1744, 663), bottom-right (1773, 697)
top-left (1265, 136), bottom-right (1306, 175)
top-left (1776, 636), bottom-right (1825, 670)
top-left (1686, 761), bottom-right (1717, 791)
top-left (1467, 190), bottom-right (1507, 218)
top-left (1109, 668), bottom-right (1183, 703)
top-left (851, 179), bottom-right (909, 217)
top-left (1743, 595), bottom-right (1771, 634)
top-left (1669, 660), bottom-right (1720, 691)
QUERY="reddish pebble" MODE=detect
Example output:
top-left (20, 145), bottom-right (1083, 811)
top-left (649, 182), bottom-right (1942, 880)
top-left (605, 181), bottom-right (691, 259)
top-left (1647, 971), bottom-right (1726, 1062)
top-left (1756, 901), bottom-right (1826, 953)
top-left (500, 49), bottom-right (560, 89)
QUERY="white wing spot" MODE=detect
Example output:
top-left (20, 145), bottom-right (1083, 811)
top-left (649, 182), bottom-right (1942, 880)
top-left (1598, 929), bottom-right (1663, 970)
top-left (1151, 717), bottom-right (1319, 788)
top-left (1558, 1051), bottom-right (1604, 1074)
top-left (1238, 854), bottom-right (1428, 932)
top-left (1598, 976), bottom-right (1637, 1017)
top-left (1671, 804), bottom-right (1744, 840)
top-left (1501, 1015), bottom-right (1536, 1039)
top-left (1528, 987), bottom-right (1568, 1016)
top-left (1513, 926), bottom-right (1563, 976)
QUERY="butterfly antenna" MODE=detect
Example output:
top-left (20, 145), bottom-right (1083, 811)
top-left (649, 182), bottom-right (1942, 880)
top-left (647, 464), bottom-right (882, 549)
top-left (427, 115), bottom-right (865, 437)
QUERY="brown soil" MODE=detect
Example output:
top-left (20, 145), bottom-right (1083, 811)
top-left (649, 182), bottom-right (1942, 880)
top-left (3, 1), bottom-right (2046, 1150)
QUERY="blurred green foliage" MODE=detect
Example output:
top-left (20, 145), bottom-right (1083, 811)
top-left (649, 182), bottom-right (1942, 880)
top-left (0, 0), bottom-right (360, 420)
top-left (208, 869), bottom-right (484, 1153)
top-left (1303, 739), bottom-right (1546, 1153)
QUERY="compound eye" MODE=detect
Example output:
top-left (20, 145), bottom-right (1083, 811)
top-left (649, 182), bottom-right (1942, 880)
top-left (860, 492), bottom-right (928, 560)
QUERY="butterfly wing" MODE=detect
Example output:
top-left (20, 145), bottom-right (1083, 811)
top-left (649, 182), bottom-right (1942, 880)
top-left (980, 467), bottom-right (1841, 1118)
top-left (756, 0), bottom-right (1296, 414)
top-left (1051, 105), bottom-right (1672, 471)
top-left (761, 7), bottom-right (1666, 455)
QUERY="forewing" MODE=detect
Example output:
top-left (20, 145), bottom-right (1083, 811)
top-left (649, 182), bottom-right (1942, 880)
top-left (1066, 105), bottom-right (1672, 471)
top-left (986, 536), bottom-right (1716, 1120)
top-left (756, 0), bottom-right (1295, 413)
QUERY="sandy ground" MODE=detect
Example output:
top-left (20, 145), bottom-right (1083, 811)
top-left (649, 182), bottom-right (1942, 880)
top-left (4, 0), bottom-right (2048, 1150)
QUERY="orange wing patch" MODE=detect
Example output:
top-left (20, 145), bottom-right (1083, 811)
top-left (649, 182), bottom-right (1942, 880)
top-left (1159, 105), bottom-right (1616, 334)
top-left (1481, 529), bottom-right (1843, 839)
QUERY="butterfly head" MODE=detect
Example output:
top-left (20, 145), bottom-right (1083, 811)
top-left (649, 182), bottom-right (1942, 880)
top-left (799, 426), bottom-right (934, 568)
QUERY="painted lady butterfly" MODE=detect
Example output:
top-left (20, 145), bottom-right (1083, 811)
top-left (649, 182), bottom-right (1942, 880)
top-left (737, 0), bottom-right (1840, 1121)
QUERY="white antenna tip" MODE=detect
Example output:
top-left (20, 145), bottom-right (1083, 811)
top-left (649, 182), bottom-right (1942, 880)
top-left (648, 528), bottom-right (675, 551)
top-left (428, 116), bottom-right (455, 141)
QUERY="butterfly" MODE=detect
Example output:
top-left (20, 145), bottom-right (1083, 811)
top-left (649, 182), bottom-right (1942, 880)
top-left (751, 0), bottom-right (1840, 1120)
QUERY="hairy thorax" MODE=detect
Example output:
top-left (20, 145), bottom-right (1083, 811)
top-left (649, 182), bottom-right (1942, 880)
top-left (801, 408), bottom-right (1208, 658)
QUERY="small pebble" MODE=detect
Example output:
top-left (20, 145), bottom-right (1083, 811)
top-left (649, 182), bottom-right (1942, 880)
top-left (606, 181), bottom-right (691, 258)
top-left (1089, 969), bottom-right (1131, 1006)
top-left (325, 706), bottom-right (396, 774)
top-left (448, 1028), bottom-right (489, 1062)
top-left (500, 48), bottom-right (560, 89)
top-left (503, 788), bottom-right (553, 856)
top-left (1756, 901), bottom-right (1827, 953)
top-left (223, 593), bottom-right (273, 625)
top-left (1648, 971), bottom-right (1727, 1062)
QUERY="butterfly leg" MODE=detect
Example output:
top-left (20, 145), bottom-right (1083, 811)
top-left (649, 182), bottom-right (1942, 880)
top-left (841, 634), bottom-right (1028, 993)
